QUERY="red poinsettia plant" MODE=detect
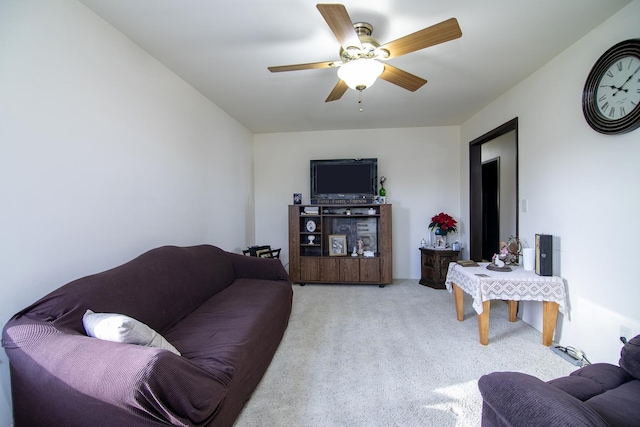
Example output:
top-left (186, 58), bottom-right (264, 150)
top-left (429, 212), bottom-right (458, 234)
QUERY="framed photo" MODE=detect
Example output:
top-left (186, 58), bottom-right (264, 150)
top-left (293, 193), bottom-right (302, 204)
top-left (328, 234), bottom-right (347, 256)
top-left (255, 248), bottom-right (272, 258)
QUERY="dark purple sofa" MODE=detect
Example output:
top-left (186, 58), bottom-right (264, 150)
top-left (478, 335), bottom-right (640, 427)
top-left (2, 244), bottom-right (293, 427)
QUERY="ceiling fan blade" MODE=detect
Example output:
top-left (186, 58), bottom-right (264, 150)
top-left (380, 18), bottom-right (462, 59)
top-left (268, 61), bottom-right (336, 72)
top-left (380, 64), bottom-right (427, 92)
top-left (317, 4), bottom-right (362, 50)
top-left (325, 80), bottom-right (348, 102)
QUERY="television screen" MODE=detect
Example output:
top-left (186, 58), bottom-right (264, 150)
top-left (310, 158), bottom-right (377, 200)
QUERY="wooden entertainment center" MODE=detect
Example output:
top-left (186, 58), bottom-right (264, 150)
top-left (288, 204), bottom-right (392, 286)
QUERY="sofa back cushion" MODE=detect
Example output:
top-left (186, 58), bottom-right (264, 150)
top-left (550, 363), bottom-right (632, 401)
top-left (16, 245), bottom-right (235, 334)
top-left (620, 334), bottom-right (640, 380)
top-left (584, 380), bottom-right (640, 427)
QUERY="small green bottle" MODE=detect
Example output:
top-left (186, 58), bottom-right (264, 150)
top-left (379, 185), bottom-right (386, 197)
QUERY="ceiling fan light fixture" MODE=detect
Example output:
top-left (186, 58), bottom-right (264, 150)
top-left (337, 59), bottom-right (384, 91)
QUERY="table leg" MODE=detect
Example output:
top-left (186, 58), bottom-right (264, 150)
top-left (477, 300), bottom-right (491, 345)
top-left (453, 283), bottom-right (464, 321)
top-left (542, 301), bottom-right (559, 346)
top-left (508, 300), bottom-right (518, 322)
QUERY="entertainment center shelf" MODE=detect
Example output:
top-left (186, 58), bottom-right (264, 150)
top-left (288, 204), bottom-right (392, 286)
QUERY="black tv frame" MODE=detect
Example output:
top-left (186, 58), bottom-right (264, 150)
top-left (310, 158), bottom-right (378, 204)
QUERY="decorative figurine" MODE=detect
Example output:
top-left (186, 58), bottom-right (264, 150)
top-left (499, 241), bottom-right (508, 259)
top-left (491, 253), bottom-right (506, 268)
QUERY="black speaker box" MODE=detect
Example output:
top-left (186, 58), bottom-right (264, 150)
top-left (535, 234), bottom-right (552, 276)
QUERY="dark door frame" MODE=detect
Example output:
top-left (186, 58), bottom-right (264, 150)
top-left (469, 118), bottom-right (519, 261)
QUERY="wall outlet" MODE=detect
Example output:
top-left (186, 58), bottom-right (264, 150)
top-left (620, 325), bottom-right (633, 343)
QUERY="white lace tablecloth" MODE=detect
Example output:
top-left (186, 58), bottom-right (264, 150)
top-left (444, 262), bottom-right (566, 315)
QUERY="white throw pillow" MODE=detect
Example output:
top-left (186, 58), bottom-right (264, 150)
top-left (83, 309), bottom-right (180, 356)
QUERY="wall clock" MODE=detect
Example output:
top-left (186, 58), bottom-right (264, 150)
top-left (305, 220), bottom-right (316, 232)
top-left (582, 39), bottom-right (640, 135)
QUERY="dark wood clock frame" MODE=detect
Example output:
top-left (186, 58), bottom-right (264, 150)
top-left (582, 39), bottom-right (640, 135)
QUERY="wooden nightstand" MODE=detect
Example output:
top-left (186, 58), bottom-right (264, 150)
top-left (419, 247), bottom-right (460, 289)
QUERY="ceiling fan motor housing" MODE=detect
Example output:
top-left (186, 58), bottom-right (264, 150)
top-left (339, 23), bottom-right (389, 62)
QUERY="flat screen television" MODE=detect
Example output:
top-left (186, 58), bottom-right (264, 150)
top-left (310, 158), bottom-right (377, 202)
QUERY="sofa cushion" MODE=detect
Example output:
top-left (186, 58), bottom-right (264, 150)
top-left (164, 277), bottom-right (292, 423)
top-left (585, 380), bottom-right (640, 427)
top-left (549, 363), bottom-right (632, 401)
top-left (166, 278), bottom-right (291, 374)
top-left (548, 376), bottom-right (606, 401)
top-left (83, 309), bottom-right (180, 355)
top-left (478, 372), bottom-right (609, 427)
top-left (620, 334), bottom-right (640, 380)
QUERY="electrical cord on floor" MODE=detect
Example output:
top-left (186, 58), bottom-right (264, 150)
top-left (554, 345), bottom-right (591, 366)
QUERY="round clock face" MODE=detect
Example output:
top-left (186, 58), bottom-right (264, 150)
top-left (305, 220), bottom-right (316, 232)
top-left (583, 39), bottom-right (640, 135)
top-left (594, 55), bottom-right (640, 120)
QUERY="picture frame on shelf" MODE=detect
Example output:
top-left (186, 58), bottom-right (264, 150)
top-left (328, 234), bottom-right (347, 256)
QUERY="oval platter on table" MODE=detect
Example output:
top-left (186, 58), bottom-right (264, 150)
top-left (486, 264), bottom-right (512, 272)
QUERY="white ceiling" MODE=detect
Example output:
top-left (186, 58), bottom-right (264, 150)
top-left (78, 0), bottom-right (630, 133)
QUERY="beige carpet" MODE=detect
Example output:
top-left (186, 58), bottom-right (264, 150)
top-left (234, 279), bottom-right (576, 427)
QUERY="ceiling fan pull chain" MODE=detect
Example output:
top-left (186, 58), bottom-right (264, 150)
top-left (359, 90), bottom-right (363, 112)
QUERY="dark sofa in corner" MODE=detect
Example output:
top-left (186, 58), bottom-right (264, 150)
top-left (2, 244), bottom-right (293, 427)
top-left (478, 335), bottom-right (640, 427)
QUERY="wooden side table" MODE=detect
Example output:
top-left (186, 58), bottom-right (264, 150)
top-left (419, 247), bottom-right (459, 289)
top-left (444, 262), bottom-right (566, 346)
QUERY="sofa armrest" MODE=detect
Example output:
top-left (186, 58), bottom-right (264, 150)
top-left (3, 320), bottom-right (230, 426)
top-left (478, 372), bottom-right (609, 427)
top-left (227, 251), bottom-right (290, 282)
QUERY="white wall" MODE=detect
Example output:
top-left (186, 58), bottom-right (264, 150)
top-left (0, 1), bottom-right (254, 425)
top-left (460, 1), bottom-right (640, 364)
top-left (253, 127), bottom-right (461, 279)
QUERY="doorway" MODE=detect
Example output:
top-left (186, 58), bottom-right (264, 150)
top-left (482, 158), bottom-right (500, 261)
top-left (469, 118), bottom-right (518, 262)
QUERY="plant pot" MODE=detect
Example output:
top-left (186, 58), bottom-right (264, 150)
top-left (434, 228), bottom-right (447, 248)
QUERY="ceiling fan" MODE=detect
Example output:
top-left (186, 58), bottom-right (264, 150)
top-left (268, 4), bottom-right (462, 102)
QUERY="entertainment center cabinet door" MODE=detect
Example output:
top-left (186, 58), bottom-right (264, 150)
top-left (339, 258), bottom-right (360, 282)
top-left (320, 258), bottom-right (339, 282)
top-left (359, 258), bottom-right (380, 282)
top-left (300, 258), bottom-right (320, 282)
